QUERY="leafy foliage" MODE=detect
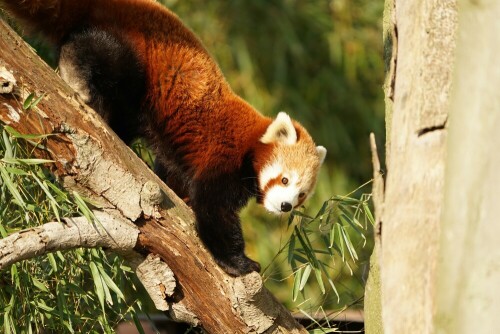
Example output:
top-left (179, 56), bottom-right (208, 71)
top-left (0, 125), bottom-right (144, 333)
top-left (286, 191), bottom-right (374, 303)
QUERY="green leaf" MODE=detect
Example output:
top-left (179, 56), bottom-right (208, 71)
top-left (0, 167), bottom-right (26, 209)
top-left (46, 253), bottom-right (58, 273)
top-left (34, 300), bottom-right (55, 312)
top-left (72, 191), bottom-right (96, 225)
top-left (329, 221), bottom-right (336, 248)
top-left (56, 283), bottom-right (75, 334)
top-left (32, 277), bottom-right (49, 293)
top-left (10, 264), bottom-right (19, 288)
top-left (313, 267), bottom-right (325, 294)
top-left (4, 167), bottom-right (29, 176)
top-left (336, 224), bottom-right (345, 261)
top-left (98, 266), bottom-right (125, 301)
top-left (4, 311), bottom-right (12, 334)
top-left (4, 126), bottom-right (52, 140)
top-left (313, 200), bottom-right (329, 220)
top-left (339, 213), bottom-right (364, 239)
top-left (30, 93), bottom-right (46, 109)
top-left (2, 157), bottom-right (54, 165)
top-left (363, 202), bottom-right (375, 225)
top-left (294, 227), bottom-right (317, 267)
top-left (292, 266), bottom-right (303, 302)
top-left (328, 278), bottom-right (340, 303)
top-left (23, 92), bottom-right (35, 110)
top-left (299, 264), bottom-right (311, 291)
top-left (287, 232), bottom-right (296, 265)
top-left (292, 253), bottom-right (309, 264)
top-left (340, 225), bottom-right (358, 261)
top-left (2, 129), bottom-right (14, 158)
top-left (31, 173), bottom-right (59, 207)
top-left (90, 262), bottom-right (106, 312)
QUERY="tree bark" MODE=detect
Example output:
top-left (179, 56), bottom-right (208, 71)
top-left (365, 0), bottom-right (458, 333)
top-left (435, 0), bottom-right (500, 332)
top-left (0, 19), bottom-right (305, 334)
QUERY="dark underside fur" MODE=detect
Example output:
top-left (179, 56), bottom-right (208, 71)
top-left (59, 27), bottom-right (261, 276)
top-left (59, 28), bottom-right (146, 144)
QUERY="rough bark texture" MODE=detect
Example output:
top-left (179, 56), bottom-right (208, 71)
top-left (0, 20), bottom-right (305, 334)
top-left (435, 0), bottom-right (500, 332)
top-left (366, 0), bottom-right (458, 333)
top-left (0, 211), bottom-right (139, 269)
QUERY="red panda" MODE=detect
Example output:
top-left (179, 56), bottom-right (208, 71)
top-left (2, 0), bottom-right (327, 276)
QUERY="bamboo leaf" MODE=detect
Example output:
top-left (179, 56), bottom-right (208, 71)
top-left (46, 253), bottom-right (58, 273)
top-left (287, 232), bottom-right (296, 265)
top-left (2, 129), bottom-right (13, 158)
top-left (299, 264), bottom-right (312, 291)
top-left (98, 265), bottom-right (125, 301)
top-left (336, 224), bottom-right (345, 261)
top-left (328, 278), bottom-right (340, 303)
top-left (89, 262), bottom-right (106, 312)
top-left (32, 277), bottom-right (49, 293)
top-left (292, 266), bottom-right (303, 302)
top-left (72, 191), bottom-right (95, 225)
top-left (340, 225), bottom-right (358, 261)
top-left (0, 167), bottom-right (26, 209)
top-left (329, 220), bottom-right (336, 248)
top-left (363, 202), bottom-right (375, 225)
top-left (4, 167), bottom-right (29, 175)
top-left (2, 157), bottom-right (54, 165)
top-left (23, 92), bottom-right (35, 110)
top-left (314, 267), bottom-right (325, 294)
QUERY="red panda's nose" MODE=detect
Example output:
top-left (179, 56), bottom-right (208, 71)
top-left (281, 202), bottom-right (292, 212)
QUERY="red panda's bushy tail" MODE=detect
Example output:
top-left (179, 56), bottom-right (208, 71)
top-left (1, 0), bottom-right (92, 43)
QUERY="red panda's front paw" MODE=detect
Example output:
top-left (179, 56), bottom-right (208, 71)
top-left (216, 255), bottom-right (261, 277)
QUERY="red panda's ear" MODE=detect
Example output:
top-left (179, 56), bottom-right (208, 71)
top-left (316, 146), bottom-right (327, 164)
top-left (260, 112), bottom-right (297, 145)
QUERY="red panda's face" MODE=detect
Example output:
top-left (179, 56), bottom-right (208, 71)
top-left (258, 112), bottom-right (327, 214)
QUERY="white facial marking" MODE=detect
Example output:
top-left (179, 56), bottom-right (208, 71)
top-left (263, 171), bottom-right (304, 214)
top-left (259, 162), bottom-right (283, 189)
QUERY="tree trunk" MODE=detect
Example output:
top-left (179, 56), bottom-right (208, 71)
top-left (0, 19), bottom-right (305, 334)
top-left (435, 0), bottom-right (500, 332)
top-left (365, 0), bottom-right (458, 333)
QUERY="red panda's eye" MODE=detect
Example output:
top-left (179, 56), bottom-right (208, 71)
top-left (281, 177), bottom-right (289, 185)
top-left (299, 192), bottom-right (306, 198)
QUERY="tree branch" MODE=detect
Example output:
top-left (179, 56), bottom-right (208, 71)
top-left (0, 211), bottom-right (138, 270)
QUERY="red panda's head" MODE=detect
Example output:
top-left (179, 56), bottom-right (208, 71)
top-left (256, 112), bottom-right (327, 214)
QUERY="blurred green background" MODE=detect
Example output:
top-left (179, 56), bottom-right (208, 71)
top-left (6, 0), bottom-right (385, 316)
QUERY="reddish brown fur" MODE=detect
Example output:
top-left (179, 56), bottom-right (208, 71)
top-left (2, 0), bottom-right (322, 275)
top-left (2, 0), bottom-right (274, 176)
